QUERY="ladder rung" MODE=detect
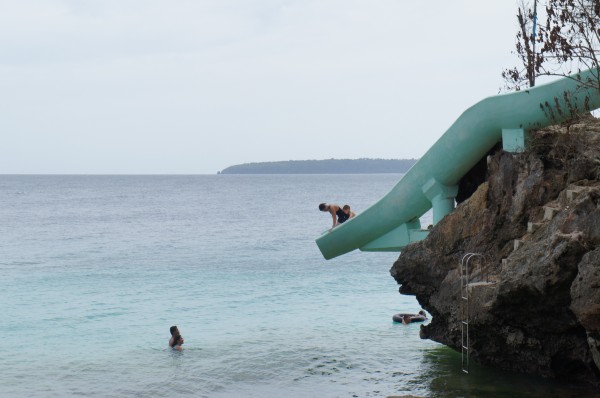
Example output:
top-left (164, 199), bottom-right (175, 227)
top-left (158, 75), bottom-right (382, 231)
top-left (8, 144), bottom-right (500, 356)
top-left (462, 345), bottom-right (468, 350)
top-left (462, 321), bottom-right (468, 325)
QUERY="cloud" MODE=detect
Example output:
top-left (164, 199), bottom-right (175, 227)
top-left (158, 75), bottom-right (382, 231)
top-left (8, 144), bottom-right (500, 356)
top-left (0, 0), bottom-right (521, 173)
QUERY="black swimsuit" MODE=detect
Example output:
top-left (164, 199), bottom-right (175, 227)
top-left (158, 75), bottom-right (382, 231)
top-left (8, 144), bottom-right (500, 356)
top-left (336, 208), bottom-right (349, 224)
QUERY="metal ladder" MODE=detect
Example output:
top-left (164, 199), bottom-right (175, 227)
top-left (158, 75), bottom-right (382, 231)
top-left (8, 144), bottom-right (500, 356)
top-left (460, 253), bottom-right (482, 374)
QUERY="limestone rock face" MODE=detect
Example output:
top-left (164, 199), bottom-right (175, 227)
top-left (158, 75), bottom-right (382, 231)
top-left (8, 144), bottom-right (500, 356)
top-left (390, 115), bottom-right (600, 386)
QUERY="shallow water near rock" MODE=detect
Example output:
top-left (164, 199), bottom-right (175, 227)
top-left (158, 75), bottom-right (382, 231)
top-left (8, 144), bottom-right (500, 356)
top-left (1, 175), bottom-right (597, 397)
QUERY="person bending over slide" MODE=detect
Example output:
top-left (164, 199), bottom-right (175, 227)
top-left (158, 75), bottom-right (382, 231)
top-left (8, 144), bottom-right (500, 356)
top-left (319, 203), bottom-right (356, 230)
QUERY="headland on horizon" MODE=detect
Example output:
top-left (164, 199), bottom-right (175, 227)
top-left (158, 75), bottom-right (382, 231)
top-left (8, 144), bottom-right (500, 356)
top-left (218, 158), bottom-right (418, 174)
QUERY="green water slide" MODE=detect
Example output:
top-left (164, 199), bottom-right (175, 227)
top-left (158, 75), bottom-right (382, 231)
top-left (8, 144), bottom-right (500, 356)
top-left (316, 70), bottom-right (600, 260)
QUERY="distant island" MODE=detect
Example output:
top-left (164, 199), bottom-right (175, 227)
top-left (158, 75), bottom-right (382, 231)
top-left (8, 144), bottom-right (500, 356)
top-left (218, 158), bottom-right (418, 174)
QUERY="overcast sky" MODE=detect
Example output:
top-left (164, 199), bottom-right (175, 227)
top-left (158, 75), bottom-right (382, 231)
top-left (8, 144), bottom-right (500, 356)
top-left (1, 1), bottom-right (526, 174)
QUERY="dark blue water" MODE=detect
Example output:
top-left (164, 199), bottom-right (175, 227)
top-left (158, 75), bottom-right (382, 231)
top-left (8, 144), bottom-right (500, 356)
top-left (0, 175), bottom-right (597, 397)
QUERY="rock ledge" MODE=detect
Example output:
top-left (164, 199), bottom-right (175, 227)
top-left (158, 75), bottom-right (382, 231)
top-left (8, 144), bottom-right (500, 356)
top-left (391, 115), bottom-right (600, 386)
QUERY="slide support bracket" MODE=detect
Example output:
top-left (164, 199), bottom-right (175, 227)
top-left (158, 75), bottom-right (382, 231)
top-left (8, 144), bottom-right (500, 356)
top-left (423, 178), bottom-right (458, 224)
top-left (502, 128), bottom-right (529, 153)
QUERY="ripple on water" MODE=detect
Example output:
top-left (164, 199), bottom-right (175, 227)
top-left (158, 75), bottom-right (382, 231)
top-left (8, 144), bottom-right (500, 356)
top-left (2, 175), bottom-right (599, 397)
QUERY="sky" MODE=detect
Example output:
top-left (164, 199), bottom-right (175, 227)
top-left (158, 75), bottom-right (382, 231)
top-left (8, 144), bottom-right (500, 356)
top-left (1, 0), bottom-right (527, 174)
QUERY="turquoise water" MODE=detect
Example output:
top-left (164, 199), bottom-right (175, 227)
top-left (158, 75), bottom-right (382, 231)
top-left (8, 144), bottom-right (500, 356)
top-left (1, 175), bottom-right (597, 397)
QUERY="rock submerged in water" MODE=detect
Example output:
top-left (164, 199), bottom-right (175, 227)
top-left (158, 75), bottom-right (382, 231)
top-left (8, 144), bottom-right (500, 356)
top-left (390, 114), bottom-right (600, 387)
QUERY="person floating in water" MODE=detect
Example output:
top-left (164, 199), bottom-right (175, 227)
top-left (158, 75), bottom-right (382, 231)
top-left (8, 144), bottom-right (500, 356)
top-left (319, 203), bottom-right (356, 230)
top-left (402, 310), bottom-right (428, 324)
top-left (393, 310), bottom-right (428, 324)
top-left (169, 325), bottom-right (184, 351)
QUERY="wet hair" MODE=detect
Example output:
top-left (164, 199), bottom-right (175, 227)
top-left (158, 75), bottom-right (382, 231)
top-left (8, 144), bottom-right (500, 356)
top-left (170, 326), bottom-right (178, 336)
top-left (319, 203), bottom-right (327, 211)
top-left (342, 204), bottom-right (350, 211)
top-left (418, 310), bottom-right (426, 316)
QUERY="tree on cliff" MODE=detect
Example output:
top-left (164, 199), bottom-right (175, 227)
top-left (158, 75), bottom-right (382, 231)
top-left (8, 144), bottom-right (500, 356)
top-left (503, 0), bottom-right (600, 92)
top-left (502, 0), bottom-right (541, 89)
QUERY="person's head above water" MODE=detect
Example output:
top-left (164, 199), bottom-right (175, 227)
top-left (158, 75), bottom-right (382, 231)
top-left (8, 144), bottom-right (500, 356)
top-left (319, 203), bottom-right (328, 211)
top-left (170, 325), bottom-right (179, 337)
top-left (170, 326), bottom-right (184, 348)
top-left (418, 310), bottom-right (426, 317)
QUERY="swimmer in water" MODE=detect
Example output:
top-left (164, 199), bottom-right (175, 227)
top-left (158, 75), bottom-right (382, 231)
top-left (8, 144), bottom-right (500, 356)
top-left (169, 325), bottom-right (184, 351)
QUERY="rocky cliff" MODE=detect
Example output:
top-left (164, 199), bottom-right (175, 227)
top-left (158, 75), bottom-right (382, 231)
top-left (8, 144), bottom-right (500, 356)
top-left (390, 114), bottom-right (600, 386)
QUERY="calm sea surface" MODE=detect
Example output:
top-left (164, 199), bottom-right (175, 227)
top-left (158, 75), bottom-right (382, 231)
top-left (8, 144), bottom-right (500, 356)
top-left (1, 175), bottom-right (597, 397)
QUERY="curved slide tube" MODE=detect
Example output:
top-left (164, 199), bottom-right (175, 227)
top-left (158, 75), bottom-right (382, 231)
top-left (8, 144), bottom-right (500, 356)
top-left (316, 70), bottom-right (600, 260)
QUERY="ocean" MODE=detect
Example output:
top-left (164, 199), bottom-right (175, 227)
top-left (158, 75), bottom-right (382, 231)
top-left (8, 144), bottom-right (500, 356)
top-left (0, 175), bottom-right (597, 397)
